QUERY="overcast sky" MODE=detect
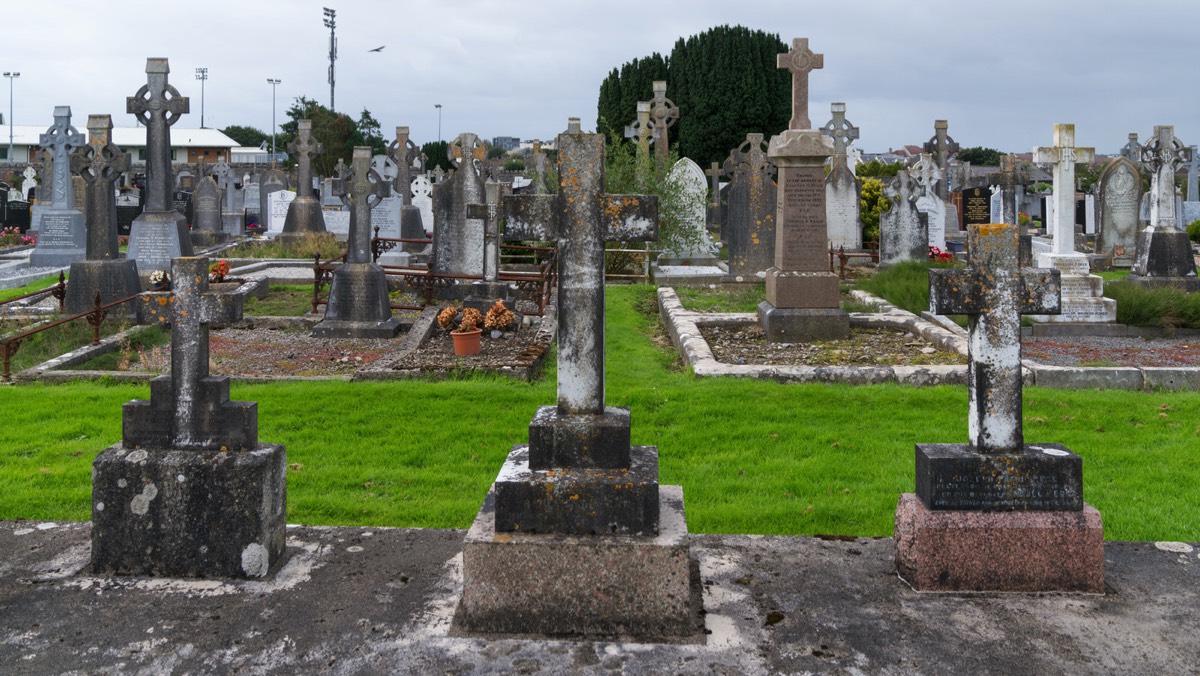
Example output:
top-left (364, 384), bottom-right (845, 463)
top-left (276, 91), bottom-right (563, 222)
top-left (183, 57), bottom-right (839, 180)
top-left (5, 0), bottom-right (1198, 156)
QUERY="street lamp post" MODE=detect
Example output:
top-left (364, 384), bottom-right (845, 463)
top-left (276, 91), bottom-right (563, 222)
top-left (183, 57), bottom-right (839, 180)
top-left (267, 78), bottom-right (281, 158)
top-left (3, 71), bottom-right (18, 163)
top-left (435, 103), bottom-right (442, 143)
top-left (195, 67), bottom-right (208, 128)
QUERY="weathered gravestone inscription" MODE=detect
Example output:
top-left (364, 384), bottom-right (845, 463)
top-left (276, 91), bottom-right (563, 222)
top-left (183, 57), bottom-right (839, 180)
top-left (879, 170), bottom-right (924, 265)
top-left (312, 147), bottom-right (402, 338)
top-left (962, 186), bottom-right (991, 228)
top-left (894, 223), bottom-right (1103, 593)
top-left (189, 173), bottom-right (226, 245)
top-left (126, 58), bottom-right (194, 272)
top-left (91, 256), bottom-right (287, 578)
top-left (30, 106), bottom-right (88, 267)
top-left (65, 114), bottom-right (140, 314)
top-left (258, 163), bottom-right (288, 222)
top-left (431, 132), bottom-right (486, 278)
top-left (722, 133), bottom-right (777, 278)
top-left (459, 118), bottom-right (695, 639)
top-left (1096, 155), bottom-right (1140, 259)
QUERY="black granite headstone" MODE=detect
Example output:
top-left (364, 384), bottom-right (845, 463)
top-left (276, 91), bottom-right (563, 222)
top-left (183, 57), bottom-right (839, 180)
top-left (961, 187), bottom-right (990, 227)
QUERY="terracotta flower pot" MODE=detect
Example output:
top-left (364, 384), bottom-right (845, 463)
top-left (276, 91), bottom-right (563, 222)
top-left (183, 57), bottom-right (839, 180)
top-left (451, 328), bottom-right (483, 356)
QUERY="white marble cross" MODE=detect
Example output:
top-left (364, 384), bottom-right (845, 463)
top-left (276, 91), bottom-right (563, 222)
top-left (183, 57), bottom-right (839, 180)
top-left (1033, 124), bottom-right (1095, 255)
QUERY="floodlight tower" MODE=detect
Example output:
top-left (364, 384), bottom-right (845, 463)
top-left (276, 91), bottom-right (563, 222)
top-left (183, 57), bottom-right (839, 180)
top-left (194, 67), bottom-right (208, 128)
top-left (323, 7), bottom-right (337, 111)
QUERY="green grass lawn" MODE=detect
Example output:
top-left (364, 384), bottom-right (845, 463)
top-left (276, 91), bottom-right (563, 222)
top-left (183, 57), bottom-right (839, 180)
top-left (1, 285), bottom-right (1198, 542)
top-left (0, 274), bottom-right (64, 303)
top-left (244, 284), bottom-right (315, 317)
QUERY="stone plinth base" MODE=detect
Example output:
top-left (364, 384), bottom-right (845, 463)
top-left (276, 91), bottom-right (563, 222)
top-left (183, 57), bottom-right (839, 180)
top-left (1032, 254), bottom-right (1117, 323)
top-left (28, 208), bottom-right (86, 267)
top-left (1126, 274), bottom-right (1200, 292)
top-left (222, 213), bottom-right (244, 237)
top-left (1132, 226), bottom-right (1198, 280)
top-left (91, 443), bottom-right (287, 578)
top-left (527, 405), bottom-right (631, 468)
top-left (495, 443), bottom-right (659, 535)
top-left (281, 196), bottom-right (327, 238)
top-left (651, 264), bottom-right (728, 287)
top-left (915, 443), bottom-right (1083, 511)
top-left (458, 485), bottom-right (698, 638)
top-left (765, 267), bottom-right (840, 308)
top-left (463, 280), bottom-right (513, 314)
top-left (758, 301), bottom-right (849, 342)
top-left (190, 230), bottom-right (231, 247)
top-left (311, 262), bottom-right (403, 338)
top-left (894, 493), bottom-right (1104, 593)
top-left (127, 210), bottom-right (194, 273)
top-left (64, 259), bottom-right (141, 315)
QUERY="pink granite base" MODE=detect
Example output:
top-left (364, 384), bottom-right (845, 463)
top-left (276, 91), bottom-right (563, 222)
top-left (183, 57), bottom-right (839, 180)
top-left (894, 493), bottom-right (1104, 593)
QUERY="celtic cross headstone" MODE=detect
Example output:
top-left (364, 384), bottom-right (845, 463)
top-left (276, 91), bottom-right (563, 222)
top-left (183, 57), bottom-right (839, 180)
top-left (647, 81), bottom-right (678, 164)
top-left (29, 106), bottom-right (87, 267)
top-left (281, 119), bottom-right (327, 238)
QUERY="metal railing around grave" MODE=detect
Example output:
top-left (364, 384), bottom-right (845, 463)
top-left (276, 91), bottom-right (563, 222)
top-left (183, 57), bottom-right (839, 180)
top-left (2, 289), bottom-right (142, 381)
top-left (828, 241), bottom-right (880, 279)
top-left (0, 272), bottom-right (67, 313)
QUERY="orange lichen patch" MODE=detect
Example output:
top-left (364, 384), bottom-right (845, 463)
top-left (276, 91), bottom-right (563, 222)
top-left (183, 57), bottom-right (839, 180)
top-left (158, 297), bottom-right (168, 305)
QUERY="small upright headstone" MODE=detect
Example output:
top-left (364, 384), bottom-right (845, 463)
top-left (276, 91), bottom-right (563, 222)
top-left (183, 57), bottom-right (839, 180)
top-left (1096, 155), bottom-right (1141, 260)
top-left (258, 163), bottom-right (288, 221)
top-left (29, 106), bottom-right (87, 267)
top-left (431, 132), bottom-right (486, 278)
top-left (410, 175), bottom-right (434, 240)
top-left (312, 147), bottom-right (403, 338)
top-left (280, 119), bottom-right (327, 239)
top-left (211, 159), bottom-right (242, 236)
top-left (923, 119), bottom-right (960, 200)
top-left (463, 179), bottom-right (512, 310)
top-left (879, 170), bottom-right (924, 265)
top-left (387, 126), bottom-right (425, 255)
top-left (722, 133), bottom-right (777, 278)
top-left (1180, 145), bottom-right (1200, 225)
top-left (658, 157), bottom-right (718, 264)
top-left (1128, 125), bottom-right (1200, 290)
top-left (996, 154), bottom-right (1026, 228)
top-left (894, 223), bottom-right (1103, 593)
top-left (704, 160), bottom-right (722, 234)
top-left (459, 118), bottom-right (695, 639)
top-left (188, 173), bottom-right (226, 245)
top-left (758, 37), bottom-right (849, 342)
top-left (21, 165), bottom-right (38, 201)
top-left (91, 256), bottom-right (287, 578)
top-left (821, 102), bottom-right (862, 249)
top-left (266, 189), bottom-right (297, 235)
top-left (1031, 123), bottom-right (1114, 322)
top-left (126, 58), bottom-right (194, 273)
top-left (64, 114), bottom-right (140, 315)
top-left (962, 186), bottom-right (991, 228)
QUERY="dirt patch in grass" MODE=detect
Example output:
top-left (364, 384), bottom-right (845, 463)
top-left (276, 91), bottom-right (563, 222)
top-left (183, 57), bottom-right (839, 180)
top-left (700, 323), bottom-right (966, 367)
top-left (1023, 336), bottom-right (1200, 367)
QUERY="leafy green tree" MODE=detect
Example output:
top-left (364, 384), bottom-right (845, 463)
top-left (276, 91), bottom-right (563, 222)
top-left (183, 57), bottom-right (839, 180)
top-left (221, 125), bottom-right (270, 148)
top-left (276, 96), bottom-right (360, 176)
top-left (596, 25), bottom-right (791, 169)
top-left (354, 108), bottom-right (387, 156)
top-left (1076, 162), bottom-right (1102, 193)
top-left (859, 177), bottom-right (890, 242)
top-left (487, 146), bottom-right (507, 160)
top-left (856, 159), bottom-right (902, 178)
top-left (958, 146), bottom-right (1002, 166)
top-left (421, 141), bottom-right (451, 171)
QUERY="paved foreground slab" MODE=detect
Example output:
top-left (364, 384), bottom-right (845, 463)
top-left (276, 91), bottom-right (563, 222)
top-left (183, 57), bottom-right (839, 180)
top-left (0, 521), bottom-right (1196, 674)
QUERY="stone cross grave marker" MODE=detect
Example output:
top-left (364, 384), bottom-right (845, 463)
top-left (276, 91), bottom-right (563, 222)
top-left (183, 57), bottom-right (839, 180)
top-left (929, 224), bottom-right (1060, 454)
top-left (529, 140), bottom-right (550, 195)
top-left (388, 126), bottom-right (419, 204)
top-left (128, 257), bottom-right (251, 450)
top-left (647, 82), bottom-right (678, 164)
top-left (29, 106), bottom-right (88, 267)
top-left (1184, 145), bottom-right (1200, 203)
top-left (431, 132), bottom-right (486, 276)
top-left (910, 153), bottom-right (945, 249)
top-left (42, 106), bottom-right (85, 210)
top-left (503, 117), bottom-right (658, 445)
top-left (704, 160), bottom-right (721, 232)
top-left (777, 37), bottom-right (823, 130)
top-left (1034, 123), bottom-right (1094, 256)
top-left (128, 58), bottom-right (188, 215)
top-left (211, 158), bottom-right (242, 235)
top-left (820, 102), bottom-right (859, 163)
top-left (624, 101), bottom-right (652, 161)
top-left (923, 120), bottom-right (960, 200)
top-left (21, 166), bottom-right (38, 200)
top-left (1139, 125), bottom-right (1190, 231)
top-left (1130, 125), bottom-right (1198, 286)
top-left (341, 147), bottom-right (386, 263)
top-left (281, 119), bottom-right (326, 237)
top-left (1120, 133), bottom-right (1140, 161)
top-left (65, 114), bottom-right (140, 314)
top-left (880, 170), bottom-right (924, 265)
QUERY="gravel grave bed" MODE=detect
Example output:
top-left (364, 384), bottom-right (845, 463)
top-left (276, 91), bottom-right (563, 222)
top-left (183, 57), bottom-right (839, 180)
top-left (1023, 335), bottom-right (1200, 367)
top-left (387, 327), bottom-right (551, 372)
top-left (699, 323), bottom-right (967, 367)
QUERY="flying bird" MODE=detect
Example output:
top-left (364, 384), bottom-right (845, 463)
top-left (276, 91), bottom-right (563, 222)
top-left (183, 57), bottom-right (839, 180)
top-left (368, 45), bottom-right (385, 52)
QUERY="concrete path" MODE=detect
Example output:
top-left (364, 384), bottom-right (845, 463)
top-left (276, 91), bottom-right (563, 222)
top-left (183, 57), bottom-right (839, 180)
top-left (1, 520), bottom-right (1196, 674)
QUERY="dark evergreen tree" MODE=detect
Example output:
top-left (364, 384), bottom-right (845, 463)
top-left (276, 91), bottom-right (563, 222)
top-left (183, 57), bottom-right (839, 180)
top-left (421, 141), bottom-right (452, 171)
top-left (596, 25), bottom-right (790, 168)
top-left (957, 146), bottom-right (1003, 166)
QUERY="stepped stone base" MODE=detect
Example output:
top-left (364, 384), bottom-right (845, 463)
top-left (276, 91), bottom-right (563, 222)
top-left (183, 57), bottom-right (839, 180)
top-left (758, 301), bottom-right (849, 342)
top-left (458, 485), bottom-right (698, 638)
top-left (64, 259), bottom-right (141, 315)
top-left (91, 443), bottom-right (287, 578)
top-left (894, 493), bottom-right (1104, 593)
top-left (312, 263), bottom-right (403, 338)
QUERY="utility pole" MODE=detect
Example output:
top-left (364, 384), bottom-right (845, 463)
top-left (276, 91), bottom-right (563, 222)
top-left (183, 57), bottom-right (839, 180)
top-left (194, 67), bottom-right (208, 128)
top-left (267, 78), bottom-right (281, 157)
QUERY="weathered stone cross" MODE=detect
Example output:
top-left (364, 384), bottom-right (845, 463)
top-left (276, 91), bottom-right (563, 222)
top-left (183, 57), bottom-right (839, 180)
top-left (530, 141), bottom-right (549, 195)
top-left (72, 114), bottom-right (129, 260)
top-left (923, 120), bottom-right (959, 199)
top-left (1139, 125), bottom-right (1191, 230)
top-left (909, 153), bottom-right (942, 197)
top-left (820, 102), bottom-right (859, 158)
top-left (705, 161), bottom-right (721, 207)
top-left (929, 224), bottom-right (1061, 453)
top-left (40, 106), bottom-right (85, 209)
top-left (127, 58), bottom-right (189, 213)
top-left (722, 132), bottom-right (771, 180)
top-left (1119, 133), bottom-right (1140, 161)
top-left (624, 101), bottom-right (653, 161)
top-left (127, 257), bottom-right (252, 451)
top-left (212, 159), bottom-right (236, 213)
top-left (289, 119), bottom-right (322, 200)
top-left (1033, 123), bottom-right (1095, 255)
top-left (1185, 145), bottom-right (1200, 202)
top-left (648, 81), bottom-right (679, 163)
top-left (482, 180), bottom-right (502, 283)
top-left (339, 147), bottom-right (386, 263)
top-left (503, 118), bottom-right (658, 419)
top-left (387, 126), bottom-right (419, 204)
top-left (777, 37), bottom-right (823, 130)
